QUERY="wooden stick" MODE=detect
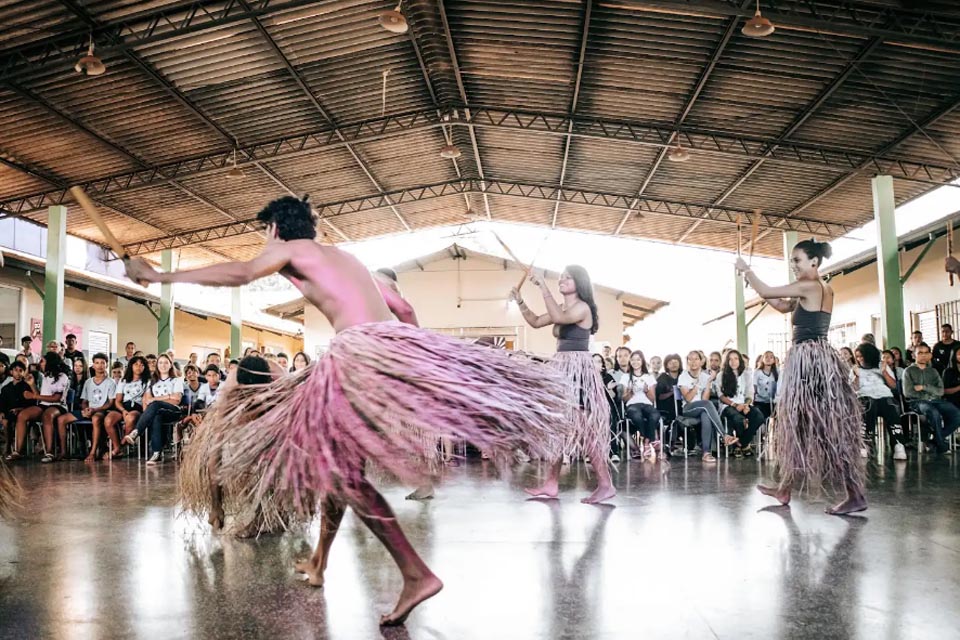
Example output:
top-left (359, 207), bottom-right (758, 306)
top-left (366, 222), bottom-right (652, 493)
top-left (949, 220), bottom-right (954, 286)
top-left (736, 213), bottom-right (742, 258)
top-left (748, 209), bottom-right (761, 265)
top-left (69, 186), bottom-right (127, 259)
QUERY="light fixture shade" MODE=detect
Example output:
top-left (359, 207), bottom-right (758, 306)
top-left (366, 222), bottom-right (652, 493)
top-left (227, 167), bottom-right (244, 178)
top-left (440, 144), bottom-right (462, 159)
top-left (742, 13), bottom-right (775, 37)
top-left (667, 146), bottom-right (690, 162)
top-left (75, 54), bottom-right (106, 76)
top-left (378, 9), bottom-right (408, 34)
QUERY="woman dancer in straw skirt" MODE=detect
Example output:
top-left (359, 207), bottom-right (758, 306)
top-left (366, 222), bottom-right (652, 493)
top-left (735, 239), bottom-right (866, 516)
top-left (125, 196), bottom-right (568, 626)
top-left (512, 267), bottom-right (615, 504)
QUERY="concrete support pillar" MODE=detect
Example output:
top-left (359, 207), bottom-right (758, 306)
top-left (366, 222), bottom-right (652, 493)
top-left (735, 266), bottom-right (748, 353)
top-left (158, 250), bottom-right (175, 353)
top-left (43, 205), bottom-right (67, 346)
top-left (872, 175), bottom-right (905, 349)
top-left (231, 286), bottom-right (242, 360)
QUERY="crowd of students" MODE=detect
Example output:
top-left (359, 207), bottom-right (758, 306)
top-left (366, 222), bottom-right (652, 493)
top-left (594, 324), bottom-right (960, 464)
top-left (0, 338), bottom-right (312, 465)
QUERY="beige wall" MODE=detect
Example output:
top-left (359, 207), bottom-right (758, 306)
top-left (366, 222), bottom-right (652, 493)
top-left (1, 268), bottom-right (119, 353)
top-left (715, 235), bottom-right (959, 357)
top-left (303, 256), bottom-right (624, 356)
top-left (2, 270), bottom-right (301, 361)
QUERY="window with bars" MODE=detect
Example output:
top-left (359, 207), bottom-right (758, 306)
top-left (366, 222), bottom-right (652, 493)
top-left (828, 322), bottom-right (858, 350)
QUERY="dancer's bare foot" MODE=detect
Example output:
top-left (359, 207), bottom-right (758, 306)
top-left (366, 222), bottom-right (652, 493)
top-left (826, 494), bottom-right (867, 516)
top-left (208, 508), bottom-right (225, 532)
top-left (294, 558), bottom-right (325, 587)
top-left (581, 484), bottom-right (616, 504)
top-left (405, 485), bottom-right (434, 501)
top-left (524, 482), bottom-right (559, 499)
top-left (379, 573), bottom-right (443, 626)
top-left (757, 484), bottom-right (791, 506)
top-left (83, 454), bottom-right (96, 463)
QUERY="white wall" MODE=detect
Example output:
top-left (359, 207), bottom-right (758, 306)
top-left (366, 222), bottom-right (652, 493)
top-left (302, 256), bottom-right (625, 356)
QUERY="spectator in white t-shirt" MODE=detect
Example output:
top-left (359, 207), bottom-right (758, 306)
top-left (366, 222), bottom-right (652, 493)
top-left (56, 353), bottom-right (116, 462)
top-left (197, 365), bottom-right (222, 408)
top-left (9, 351), bottom-right (70, 462)
top-left (118, 341), bottom-right (136, 369)
top-left (124, 353), bottom-right (183, 465)
top-left (678, 350), bottom-right (738, 463)
top-left (717, 350), bottom-right (764, 457)
top-left (621, 350), bottom-right (661, 460)
top-left (104, 355), bottom-right (150, 457)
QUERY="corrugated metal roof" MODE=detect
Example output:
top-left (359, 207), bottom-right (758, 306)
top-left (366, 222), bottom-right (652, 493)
top-left (2, 0), bottom-right (960, 263)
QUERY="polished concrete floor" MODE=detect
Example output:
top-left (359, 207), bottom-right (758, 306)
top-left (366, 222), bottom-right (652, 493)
top-left (1, 454), bottom-right (959, 640)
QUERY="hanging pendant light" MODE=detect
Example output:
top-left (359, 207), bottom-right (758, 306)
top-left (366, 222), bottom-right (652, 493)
top-left (74, 35), bottom-right (106, 76)
top-left (378, 2), bottom-right (408, 34)
top-left (227, 146), bottom-right (244, 178)
top-left (440, 143), bottom-right (462, 159)
top-left (667, 142), bottom-right (690, 163)
top-left (742, 0), bottom-right (775, 38)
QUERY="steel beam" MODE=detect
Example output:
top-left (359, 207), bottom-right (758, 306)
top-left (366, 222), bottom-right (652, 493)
top-left (679, 36), bottom-right (883, 244)
top-left (615, 14), bottom-right (739, 235)
top-left (5, 105), bottom-right (957, 220)
top-left (617, 1), bottom-right (960, 50)
top-left (238, 0), bottom-right (410, 231)
top-left (551, 0), bottom-right (593, 229)
top-left (121, 178), bottom-right (856, 255)
top-left (5, 0), bottom-right (960, 87)
top-left (438, 0), bottom-right (493, 220)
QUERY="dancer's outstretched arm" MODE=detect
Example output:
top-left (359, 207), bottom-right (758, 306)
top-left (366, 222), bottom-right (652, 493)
top-left (735, 257), bottom-right (819, 303)
top-left (126, 241), bottom-right (289, 287)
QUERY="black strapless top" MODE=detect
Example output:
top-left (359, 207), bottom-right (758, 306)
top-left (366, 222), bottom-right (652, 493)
top-left (556, 323), bottom-right (590, 352)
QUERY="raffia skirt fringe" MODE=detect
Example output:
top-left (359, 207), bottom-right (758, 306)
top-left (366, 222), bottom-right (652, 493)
top-left (773, 339), bottom-right (865, 495)
top-left (178, 321), bottom-right (569, 531)
top-left (549, 351), bottom-right (611, 461)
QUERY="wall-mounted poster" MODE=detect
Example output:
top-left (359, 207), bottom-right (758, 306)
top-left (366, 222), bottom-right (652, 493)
top-left (28, 317), bottom-right (42, 355)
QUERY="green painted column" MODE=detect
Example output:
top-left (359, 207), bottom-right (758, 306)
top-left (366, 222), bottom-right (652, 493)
top-left (231, 286), bottom-right (242, 359)
top-left (735, 266), bottom-right (748, 353)
top-left (42, 205), bottom-right (67, 346)
top-left (158, 249), bottom-right (175, 353)
top-left (783, 230), bottom-right (798, 283)
top-left (872, 175), bottom-right (905, 349)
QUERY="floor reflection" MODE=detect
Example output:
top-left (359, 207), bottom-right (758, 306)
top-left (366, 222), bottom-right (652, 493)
top-left (1, 457), bottom-right (959, 640)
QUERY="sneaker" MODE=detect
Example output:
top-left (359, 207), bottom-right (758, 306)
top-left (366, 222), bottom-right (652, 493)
top-left (123, 430), bottom-right (139, 446)
top-left (610, 453), bottom-right (621, 463)
top-left (893, 443), bottom-right (907, 460)
top-left (146, 452), bottom-right (162, 465)
top-left (702, 452), bottom-right (717, 463)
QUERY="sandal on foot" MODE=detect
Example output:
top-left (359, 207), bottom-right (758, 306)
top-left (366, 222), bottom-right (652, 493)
top-left (5, 452), bottom-right (21, 462)
top-left (702, 453), bottom-right (717, 463)
top-left (40, 453), bottom-right (56, 464)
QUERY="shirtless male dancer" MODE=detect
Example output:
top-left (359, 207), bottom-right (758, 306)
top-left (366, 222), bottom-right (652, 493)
top-left (126, 196), bottom-right (565, 625)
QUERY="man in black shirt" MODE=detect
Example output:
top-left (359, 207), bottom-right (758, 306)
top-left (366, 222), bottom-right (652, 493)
top-left (905, 330), bottom-right (924, 364)
top-left (932, 324), bottom-right (959, 374)
top-left (63, 333), bottom-right (83, 367)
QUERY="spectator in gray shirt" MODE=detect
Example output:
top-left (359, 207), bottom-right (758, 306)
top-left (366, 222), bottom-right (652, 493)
top-left (903, 343), bottom-right (960, 454)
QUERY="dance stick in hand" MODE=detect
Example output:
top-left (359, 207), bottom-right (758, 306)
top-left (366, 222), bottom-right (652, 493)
top-left (69, 186), bottom-right (127, 259)
top-left (748, 210), bottom-right (761, 265)
top-left (949, 220), bottom-right (954, 287)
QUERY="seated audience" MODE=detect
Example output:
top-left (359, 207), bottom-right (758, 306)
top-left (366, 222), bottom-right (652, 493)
top-left (20, 336), bottom-right (39, 365)
top-left (753, 351), bottom-right (778, 419)
top-left (891, 346), bottom-right (906, 370)
top-left (854, 342), bottom-right (907, 461)
top-left (291, 351), bottom-right (310, 373)
top-left (655, 353), bottom-right (682, 423)
top-left (276, 352), bottom-right (289, 371)
top-left (119, 341), bottom-right (136, 368)
top-left (592, 353), bottom-right (622, 462)
top-left (58, 353), bottom-right (116, 462)
top-left (903, 344), bottom-right (960, 455)
top-left (124, 353), bottom-right (183, 465)
top-left (906, 331), bottom-right (923, 364)
top-left (678, 351), bottom-right (737, 463)
top-left (718, 349), bottom-right (764, 457)
top-left (1, 362), bottom-right (32, 457)
top-left (942, 348), bottom-right (960, 409)
top-left (621, 350), bottom-right (661, 460)
top-left (103, 356), bottom-right (150, 459)
top-left (110, 361), bottom-right (124, 383)
top-left (649, 355), bottom-right (662, 377)
top-left (68, 356), bottom-right (89, 409)
top-left (145, 354), bottom-right (157, 376)
top-left (932, 323), bottom-right (959, 374)
top-left (9, 352), bottom-right (70, 462)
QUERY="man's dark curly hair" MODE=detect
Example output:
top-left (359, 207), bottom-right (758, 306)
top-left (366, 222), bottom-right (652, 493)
top-left (256, 195), bottom-right (318, 240)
